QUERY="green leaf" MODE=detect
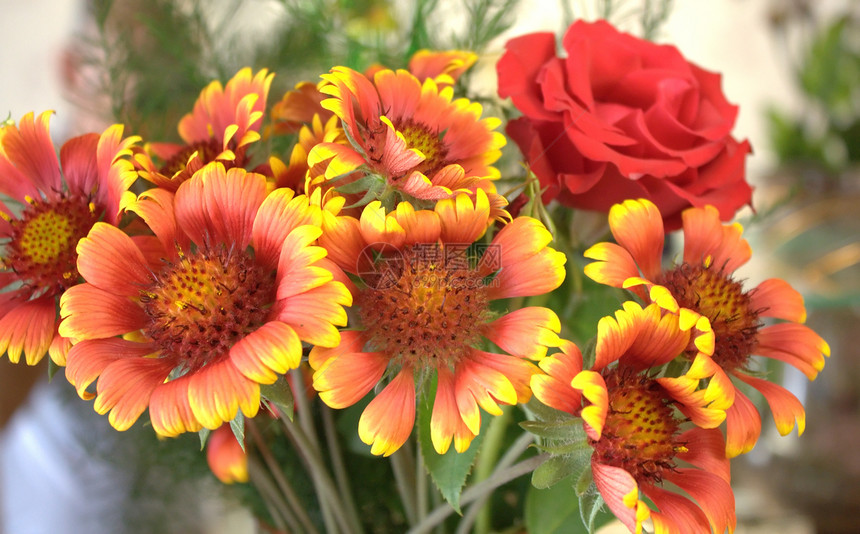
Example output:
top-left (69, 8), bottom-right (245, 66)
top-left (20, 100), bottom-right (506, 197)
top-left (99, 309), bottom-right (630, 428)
top-left (417, 382), bottom-right (489, 514)
top-left (261, 376), bottom-right (295, 421)
top-left (579, 485), bottom-right (614, 534)
top-left (524, 477), bottom-right (586, 534)
top-left (229, 411), bottom-right (245, 452)
top-left (47, 358), bottom-right (60, 381)
top-left (520, 418), bottom-right (584, 441)
top-left (198, 428), bottom-right (211, 450)
top-left (531, 453), bottom-right (589, 490)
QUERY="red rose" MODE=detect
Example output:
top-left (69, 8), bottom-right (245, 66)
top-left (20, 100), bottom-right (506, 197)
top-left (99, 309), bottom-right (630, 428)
top-left (497, 20), bottom-right (752, 230)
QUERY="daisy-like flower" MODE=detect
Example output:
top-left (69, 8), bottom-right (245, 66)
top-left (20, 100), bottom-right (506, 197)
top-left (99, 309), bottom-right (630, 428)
top-left (311, 191), bottom-right (566, 456)
top-left (59, 162), bottom-right (351, 435)
top-left (307, 66), bottom-right (507, 212)
top-left (531, 302), bottom-right (736, 534)
top-left (135, 67), bottom-right (274, 191)
top-left (584, 198), bottom-right (830, 456)
top-left (0, 111), bottom-right (138, 365)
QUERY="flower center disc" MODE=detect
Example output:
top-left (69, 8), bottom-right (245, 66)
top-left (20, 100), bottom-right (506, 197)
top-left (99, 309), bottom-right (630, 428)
top-left (398, 120), bottom-right (447, 175)
top-left (159, 139), bottom-right (230, 177)
top-left (595, 372), bottom-right (681, 485)
top-left (3, 195), bottom-right (100, 296)
top-left (657, 263), bottom-right (759, 370)
top-left (356, 245), bottom-right (489, 369)
top-left (141, 247), bottom-right (276, 373)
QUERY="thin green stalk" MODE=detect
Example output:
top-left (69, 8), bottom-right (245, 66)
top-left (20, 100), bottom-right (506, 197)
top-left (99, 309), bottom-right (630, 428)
top-left (406, 453), bottom-right (549, 534)
top-left (280, 412), bottom-right (364, 534)
top-left (246, 419), bottom-right (320, 534)
top-left (247, 456), bottom-right (298, 533)
top-left (468, 405), bottom-right (513, 534)
top-left (390, 443), bottom-right (419, 526)
top-left (321, 405), bottom-right (362, 531)
top-left (415, 444), bottom-right (429, 523)
top-left (456, 432), bottom-right (535, 534)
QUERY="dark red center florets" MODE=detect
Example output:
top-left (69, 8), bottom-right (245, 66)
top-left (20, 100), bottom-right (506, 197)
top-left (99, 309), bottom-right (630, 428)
top-left (656, 263), bottom-right (760, 371)
top-left (356, 245), bottom-right (490, 370)
top-left (592, 370), bottom-right (685, 486)
top-left (141, 246), bottom-right (277, 373)
top-left (2, 194), bottom-right (101, 297)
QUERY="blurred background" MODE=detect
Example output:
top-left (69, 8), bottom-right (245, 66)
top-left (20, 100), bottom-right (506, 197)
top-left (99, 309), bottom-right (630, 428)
top-left (1, 0), bottom-right (857, 532)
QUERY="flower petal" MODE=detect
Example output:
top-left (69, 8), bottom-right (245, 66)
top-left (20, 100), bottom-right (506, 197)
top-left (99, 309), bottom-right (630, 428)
top-left (187, 358), bottom-right (261, 430)
top-left (608, 198), bottom-right (664, 280)
top-left (76, 222), bottom-right (154, 295)
top-left (59, 284), bottom-right (147, 340)
top-left (149, 375), bottom-right (204, 437)
top-left (230, 321), bottom-right (303, 384)
top-left (358, 369), bottom-right (416, 456)
top-left (482, 307), bottom-right (560, 359)
top-left (93, 357), bottom-right (174, 431)
top-left (0, 296), bottom-right (56, 365)
top-left (431, 367), bottom-right (476, 454)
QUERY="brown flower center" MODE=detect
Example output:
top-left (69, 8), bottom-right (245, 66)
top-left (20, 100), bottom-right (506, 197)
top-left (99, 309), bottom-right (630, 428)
top-left (141, 246), bottom-right (277, 374)
top-left (159, 138), bottom-right (239, 178)
top-left (657, 263), bottom-right (760, 371)
top-left (356, 244), bottom-right (490, 370)
top-left (2, 195), bottom-right (101, 297)
top-left (593, 370), bottom-right (684, 485)
top-left (397, 120), bottom-right (448, 175)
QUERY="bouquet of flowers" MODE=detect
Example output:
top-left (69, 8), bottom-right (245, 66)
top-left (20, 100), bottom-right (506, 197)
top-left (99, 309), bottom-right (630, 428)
top-left (0, 2), bottom-right (830, 532)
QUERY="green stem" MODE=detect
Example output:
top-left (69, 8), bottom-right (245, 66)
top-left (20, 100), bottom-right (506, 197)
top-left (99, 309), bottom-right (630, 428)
top-left (390, 442), bottom-right (419, 525)
top-left (246, 419), bottom-right (319, 534)
top-left (280, 412), bottom-right (364, 534)
top-left (469, 405), bottom-right (512, 534)
top-left (406, 453), bottom-right (549, 534)
top-left (247, 456), bottom-right (297, 533)
top-left (457, 431), bottom-right (534, 534)
top-left (321, 405), bottom-right (362, 531)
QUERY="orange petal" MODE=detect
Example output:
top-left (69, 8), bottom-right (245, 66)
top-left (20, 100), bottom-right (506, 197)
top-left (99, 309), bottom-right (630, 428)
top-left (0, 296), bottom-right (56, 365)
top-left (359, 201), bottom-right (405, 249)
top-left (593, 302), bottom-right (642, 371)
top-left (131, 187), bottom-right (186, 256)
top-left (571, 371), bottom-right (608, 440)
top-left (313, 344), bottom-right (389, 410)
top-left (675, 427), bottom-right (730, 484)
top-left (65, 338), bottom-right (155, 400)
top-left (724, 387), bottom-right (761, 457)
top-left (230, 321), bottom-right (303, 384)
top-left (750, 278), bottom-right (806, 322)
top-left (93, 357), bottom-right (174, 431)
top-left (187, 358), bottom-right (261, 430)
top-left (76, 222), bottom-right (154, 295)
top-left (482, 307), bottom-right (560, 359)
top-left (59, 284), bottom-right (147, 340)
top-left (608, 199), bottom-right (664, 280)
top-left (665, 468), bottom-right (737, 534)
top-left (393, 201), bottom-right (441, 245)
top-left (277, 281), bottom-right (351, 347)
top-left (431, 367), bottom-right (476, 454)
top-left (276, 225), bottom-right (330, 299)
top-left (734, 372), bottom-right (806, 437)
top-left (583, 242), bottom-right (640, 289)
top-left (436, 190), bottom-right (491, 244)
top-left (174, 163), bottom-right (267, 248)
top-left (755, 323), bottom-right (829, 380)
top-left (358, 370), bottom-right (416, 456)
top-left (454, 354), bottom-right (517, 434)
top-left (592, 462), bottom-right (648, 534)
top-left (149, 375), bottom-right (204, 437)
top-left (531, 341), bottom-right (584, 415)
top-left (640, 484), bottom-right (710, 534)
top-left (252, 189), bottom-right (322, 270)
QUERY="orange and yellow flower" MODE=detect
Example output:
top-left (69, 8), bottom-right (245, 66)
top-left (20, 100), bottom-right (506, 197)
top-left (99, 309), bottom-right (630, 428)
top-left (307, 66), bottom-right (506, 211)
top-left (531, 303), bottom-right (736, 534)
top-left (0, 111), bottom-right (138, 365)
top-left (135, 67), bottom-right (274, 191)
top-left (310, 191), bottom-right (566, 455)
top-left (584, 198), bottom-right (830, 456)
top-left (59, 162), bottom-right (351, 435)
